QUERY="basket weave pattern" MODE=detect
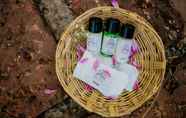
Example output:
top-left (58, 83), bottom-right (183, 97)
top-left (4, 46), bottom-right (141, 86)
top-left (56, 7), bottom-right (166, 117)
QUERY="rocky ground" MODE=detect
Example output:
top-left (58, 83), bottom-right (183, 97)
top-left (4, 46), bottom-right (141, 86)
top-left (0, 0), bottom-right (64, 117)
top-left (0, 0), bottom-right (185, 118)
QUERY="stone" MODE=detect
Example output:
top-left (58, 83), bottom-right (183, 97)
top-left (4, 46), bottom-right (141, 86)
top-left (70, 0), bottom-right (111, 15)
top-left (174, 61), bottom-right (186, 84)
top-left (171, 0), bottom-right (186, 36)
top-left (37, 0), bottom-right (74, 40)
top-left (172, 86), bottom-right (186, 105)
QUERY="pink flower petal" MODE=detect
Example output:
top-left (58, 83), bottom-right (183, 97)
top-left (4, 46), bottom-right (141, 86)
top-left (130, 46), bottom-right (137, 57)
top-left (106, 96), bottom-right (117, 100)
top-left (79, 58), bottom-right (88, 64)
top-left (93, 59), bottom-right (100, 71)
top-left (76, 44), bottom-right (86, 61)
top-left (76, 52), bottom-right (81, 61)
top-left (77, 44), bottom-right (86, 53)
top-left (129, 53), bottom-right (141, 69)
top-left (133, 81), bottom-right (140, 91)
top-left (111, 0), bottom-right (119, 8)
top-left (129, 56), bottom-right (134, 64)
top-left (132, 40), bottom-right (139, 51)
top-left (129, 57), bottom-right (141, 69)
top-left (44, 89), bottom-right (57, 95)
top-left (76, 44), bottom-right (86, 60)
top-left (130, 40), bottom-right (139, 57)
top-left (131, 47), bottom-right (137, 56)
top-left (132, 61), bottom-right (142, 69)
top-left (84, 84), bottom-right (93, 92)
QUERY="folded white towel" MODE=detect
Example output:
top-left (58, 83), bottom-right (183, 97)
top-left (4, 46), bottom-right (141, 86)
top-left (73, 51), bottom-right (139, 98)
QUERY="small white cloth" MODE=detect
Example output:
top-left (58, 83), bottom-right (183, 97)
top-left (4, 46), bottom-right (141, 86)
top-left (73, 51), bottom-right (139, 97)
top-left (116, 63), bottom-right (139, 91)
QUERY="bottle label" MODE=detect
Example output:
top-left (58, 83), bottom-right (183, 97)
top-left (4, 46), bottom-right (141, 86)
top-left (101, 35), bottom-right (118, 56)
top-left (116, 39), bottom-right (132, 63)
top-left (87, 33), bottom-right (102, 54)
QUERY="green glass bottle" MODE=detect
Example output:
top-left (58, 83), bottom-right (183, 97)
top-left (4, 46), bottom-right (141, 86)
top-left (101, 18), bottom-right (120, 57)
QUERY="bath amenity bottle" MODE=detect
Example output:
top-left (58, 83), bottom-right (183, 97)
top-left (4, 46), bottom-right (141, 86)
top-left (87, 17), bottom-right (103, 54)
top-left (101, 18), bottom-right (120, 57)
top-left (116, 23), bottom-right (135, 63)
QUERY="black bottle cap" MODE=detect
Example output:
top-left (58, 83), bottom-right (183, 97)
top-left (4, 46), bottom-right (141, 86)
top-left (120, 23), bottom-right (135, 39)
top-left (88, 17), bottom-right (103, 33)
top-left (105, 18), bottom-right (120, 34)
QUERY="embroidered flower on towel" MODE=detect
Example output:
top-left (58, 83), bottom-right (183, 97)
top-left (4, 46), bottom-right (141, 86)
top-left (95, 69), bottom-right (111, 81)
top-left (93, 59), bottom-right (100, 71)
top-left (103, 69), bottom-right (111, 79)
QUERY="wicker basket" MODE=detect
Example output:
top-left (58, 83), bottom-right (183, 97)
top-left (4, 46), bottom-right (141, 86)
top-left (56, 6), bottom-right (166, 117)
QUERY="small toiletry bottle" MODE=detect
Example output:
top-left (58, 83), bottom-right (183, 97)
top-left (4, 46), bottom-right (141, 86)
top-left (101, 18), bottom-right (120, 57)
top-left (87, 17), bottom-right (103, 54)
top-left (116, 23), bottom-right (135, 63)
